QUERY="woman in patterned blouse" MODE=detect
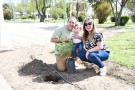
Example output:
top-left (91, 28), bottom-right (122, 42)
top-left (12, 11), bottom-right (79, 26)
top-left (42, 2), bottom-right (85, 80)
top-left (78, 17), bottom-right (110, 76)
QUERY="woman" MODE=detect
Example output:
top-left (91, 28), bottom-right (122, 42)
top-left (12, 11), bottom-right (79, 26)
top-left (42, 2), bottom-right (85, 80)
top-left (79, 18), bottom-right (110, 76)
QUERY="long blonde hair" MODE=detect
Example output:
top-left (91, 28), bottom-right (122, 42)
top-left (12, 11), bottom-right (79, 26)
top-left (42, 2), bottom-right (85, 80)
top-left (83, 18), bottom-right (96, 42)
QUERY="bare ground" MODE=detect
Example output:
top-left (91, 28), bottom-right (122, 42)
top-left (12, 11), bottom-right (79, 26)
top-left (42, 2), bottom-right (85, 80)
top-left (0, 28), bottom-right (135, 90)
top-left (0, 42), bottom-right (135, 90)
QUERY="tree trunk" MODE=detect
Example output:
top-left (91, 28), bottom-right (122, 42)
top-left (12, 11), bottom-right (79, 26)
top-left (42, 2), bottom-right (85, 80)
top-left (115, 0), bottom-right (127, 26)
top-left (76, 1), bottom-right (79, 18)
top-left (109, 0), bottom-right (128, 26)
top-left (40, 15), bottom-right (45, 22)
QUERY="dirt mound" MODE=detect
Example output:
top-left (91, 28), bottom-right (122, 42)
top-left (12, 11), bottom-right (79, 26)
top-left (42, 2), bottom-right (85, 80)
top-left (18, 58), bottom-right (61, 82)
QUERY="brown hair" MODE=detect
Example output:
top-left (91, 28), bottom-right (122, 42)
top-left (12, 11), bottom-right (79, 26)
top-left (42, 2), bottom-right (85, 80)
top-left (82, 18), bottom-right (96, 42)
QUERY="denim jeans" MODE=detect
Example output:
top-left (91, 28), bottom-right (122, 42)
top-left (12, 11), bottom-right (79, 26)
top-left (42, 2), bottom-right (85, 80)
top-left (72, 42), bottom-right (83, 58)
top-left (78, 50), bottom-right (110, 68)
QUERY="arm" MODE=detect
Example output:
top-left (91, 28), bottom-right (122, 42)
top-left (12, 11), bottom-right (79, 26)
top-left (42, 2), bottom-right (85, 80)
top-left (86, 41), bottom-right (103, 59)
top-left (88, 41), bottom-right (103, 52)
top-left (50, 38), bottom-right (62, 43)
top-left (50, 38), bottom-right (70, 43)
top-left (73, 32), bottom-right (83, 40)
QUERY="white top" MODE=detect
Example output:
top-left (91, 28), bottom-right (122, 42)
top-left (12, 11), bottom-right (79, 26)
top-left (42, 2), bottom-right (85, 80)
top-left (70, 32), bottom-right (82, 43)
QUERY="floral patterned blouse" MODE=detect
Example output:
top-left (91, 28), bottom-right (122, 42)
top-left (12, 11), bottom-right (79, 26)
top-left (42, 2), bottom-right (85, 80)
top-left (84, 33), bottom-right (109, 52)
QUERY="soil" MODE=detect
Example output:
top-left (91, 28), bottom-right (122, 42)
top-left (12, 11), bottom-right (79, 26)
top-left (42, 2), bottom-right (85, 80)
top-left (0, 29), bottom-right (135, 90)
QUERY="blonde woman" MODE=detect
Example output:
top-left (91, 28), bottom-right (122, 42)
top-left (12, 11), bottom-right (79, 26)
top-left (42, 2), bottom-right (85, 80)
top-left (78, 18), bottom-right (110, 76)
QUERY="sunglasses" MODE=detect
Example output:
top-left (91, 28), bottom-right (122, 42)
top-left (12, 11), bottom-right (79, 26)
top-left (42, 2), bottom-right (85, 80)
top-left (84, 22), bottom-right (92, 26)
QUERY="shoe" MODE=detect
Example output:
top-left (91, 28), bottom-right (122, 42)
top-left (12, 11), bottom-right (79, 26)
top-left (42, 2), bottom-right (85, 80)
top-left (100, 66), bottom-right (106, 76)
top-left (87, 63), bottom-right (94, 69)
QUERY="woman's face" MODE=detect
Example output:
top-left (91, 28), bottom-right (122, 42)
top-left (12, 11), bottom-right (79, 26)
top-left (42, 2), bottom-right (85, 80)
top-left (84, 19), bottom-right (93, 32)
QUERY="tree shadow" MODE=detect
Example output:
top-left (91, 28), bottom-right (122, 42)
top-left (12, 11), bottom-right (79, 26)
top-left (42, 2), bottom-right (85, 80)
top-left (18, 58), bottom-right (98, 84)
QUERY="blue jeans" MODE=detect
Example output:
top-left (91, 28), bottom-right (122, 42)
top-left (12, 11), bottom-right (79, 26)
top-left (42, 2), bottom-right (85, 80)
top-left (72, 42), bottom-right (83, 58)
top-left (78, 50), bottom-right (110, 68)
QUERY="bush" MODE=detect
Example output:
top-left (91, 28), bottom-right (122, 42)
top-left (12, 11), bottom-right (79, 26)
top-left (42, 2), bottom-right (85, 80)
top-left (21, 16), bottom-right (27, 19)
top-left (110, 17), bottom-right (116, 22)
top-left (131, 14), bottom-right (135, 23)
top-left (52, 13), bottom-right (59, 20)
top-left (3, 8), bottom-right (13, 20)
top-left (120, 16), bottom-right (130, 26)
top-left (55, 40), bottom-right (73, 56)
top-left (78, 13), bottom-right (86, 22)
top-left (28, 15), bottom-right (36, 20)
top-left (95, 2), bottom-right (112, 24)
top-left (78, 16), bottom-right (83, 22)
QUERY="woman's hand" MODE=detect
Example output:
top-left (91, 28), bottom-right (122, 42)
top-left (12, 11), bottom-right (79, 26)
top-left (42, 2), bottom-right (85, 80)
top-left (86, 51), bottom-right (89, 59)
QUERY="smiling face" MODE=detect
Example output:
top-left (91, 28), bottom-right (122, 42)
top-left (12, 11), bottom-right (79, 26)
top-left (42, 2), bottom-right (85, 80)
top-left (82, 18), bottom-right (96, 40)
top-left (67, 17), bottom-right (77, 31)
top-left (84, 19), bottom-right (93, 32)
top-left (74, 24), bottom-right (82, 33)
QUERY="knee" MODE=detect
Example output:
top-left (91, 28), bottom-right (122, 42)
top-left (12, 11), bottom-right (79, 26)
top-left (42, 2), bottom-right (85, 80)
top-left (78, 53), bottom-right (84, 60)
top-left (88, 53), bottom-right (96, 60)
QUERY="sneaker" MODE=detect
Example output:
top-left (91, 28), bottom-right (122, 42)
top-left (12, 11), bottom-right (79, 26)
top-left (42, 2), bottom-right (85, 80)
top-left (100, 66), bottom-right (106, 76)
top-left (87, 63), bottom-right (94, 69)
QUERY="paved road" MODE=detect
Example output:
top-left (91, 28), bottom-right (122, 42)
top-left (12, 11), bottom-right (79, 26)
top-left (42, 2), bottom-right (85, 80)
top-left (1, 22), bottom-right (63, 49)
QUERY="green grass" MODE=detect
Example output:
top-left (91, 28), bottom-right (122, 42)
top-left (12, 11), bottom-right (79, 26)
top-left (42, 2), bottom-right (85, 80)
top-left (106, 31), bottom-right (135, 68)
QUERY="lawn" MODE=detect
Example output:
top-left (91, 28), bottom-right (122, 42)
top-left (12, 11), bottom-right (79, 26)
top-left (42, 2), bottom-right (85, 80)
top-left (106, 31), bottom-right (135, 68)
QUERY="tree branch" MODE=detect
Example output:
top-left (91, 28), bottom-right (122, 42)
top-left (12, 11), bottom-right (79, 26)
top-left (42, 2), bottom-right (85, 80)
top-left (35, 0), bottom-right (41, 16)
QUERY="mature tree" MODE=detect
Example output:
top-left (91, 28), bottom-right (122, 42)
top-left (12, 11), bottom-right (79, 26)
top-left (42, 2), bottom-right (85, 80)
top-left (88, 0), bottom-right (135, 26)
top-left (108, 0), bottom-right (129, 26)
top-left (34, 0), bottom-right (52, 22)
top-left (74, 0), bottom-right (88, 18)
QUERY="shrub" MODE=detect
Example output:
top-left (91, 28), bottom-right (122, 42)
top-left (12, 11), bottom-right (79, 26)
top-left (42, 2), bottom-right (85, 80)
top-left (52, 13), bottom-right (59, 20)
top-left (78, 13), bottom-right (86, 22)
top-left (55, 40), bottom-right (73, 56)
top-left (28, 15), bottom-right (36, 20)
top-left (95, 2), bottom-right (112, 24)
top-left (110, 17), bottom-right (116, 22)
top-left (131, 14), bottom-right (135, 23)
top-left (3, 8), bottom-right (13, 20)
top-left (21, 16), bottom-right (27, 19)
top-left (120, 16), bottom-right (130, 26)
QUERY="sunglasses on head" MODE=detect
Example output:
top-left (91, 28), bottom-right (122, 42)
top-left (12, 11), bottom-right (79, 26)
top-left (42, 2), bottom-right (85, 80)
top-left (84, 22), bottom-right (92, 26)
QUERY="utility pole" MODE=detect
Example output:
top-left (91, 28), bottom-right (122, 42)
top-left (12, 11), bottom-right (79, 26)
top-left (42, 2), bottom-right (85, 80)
top-left (0, 1), bottom-right (4, 51)
top-left (70, 0), bottom-right (72, 17)
top-left (64, 0), bottom-right (67, 25)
